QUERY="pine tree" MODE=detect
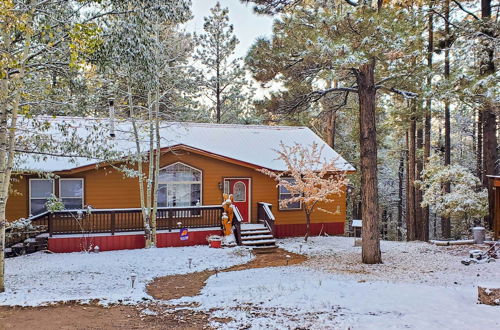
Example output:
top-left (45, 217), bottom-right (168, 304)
top-left (195, 2), bottom-right (254, 124)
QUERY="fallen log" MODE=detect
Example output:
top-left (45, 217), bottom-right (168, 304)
top-left (478, 286), bottom-right (500, 306)
top-left (430, 239), bottom-right (475, 246)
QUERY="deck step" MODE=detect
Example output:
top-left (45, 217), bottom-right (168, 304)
top-left (240, 226), bottom-right (267, 231)
top-left (241, 234), bottom-right (274, 240)
top-left (241, 230), bottom-right (270, 235)
top-left (242, 238), bottom-right (276, 246)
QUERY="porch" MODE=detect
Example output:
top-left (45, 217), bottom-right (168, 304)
top-left (6, 202), bottom-right (277, 254)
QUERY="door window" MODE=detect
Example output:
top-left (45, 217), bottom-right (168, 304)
top-left (233, 181), bottom-right (246, 202)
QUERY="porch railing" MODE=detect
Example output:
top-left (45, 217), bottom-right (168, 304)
top-left (25, 205), bottom-right (222, 237)
top-left (257, 202), bottom-right (275, 236)
top-left (232, 205), bottom-right (243, 246)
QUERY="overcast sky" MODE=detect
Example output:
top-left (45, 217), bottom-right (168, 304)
top-left (186, 0), bottom-right (274, 59)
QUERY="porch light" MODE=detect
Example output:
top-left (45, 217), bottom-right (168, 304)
top-left (218, 182), bottom-right (223, 190)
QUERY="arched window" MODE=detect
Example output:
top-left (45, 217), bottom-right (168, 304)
top-left (157, 162), bottom-right (202, 207)
top-left (233, 181), bottom-right (246, 202)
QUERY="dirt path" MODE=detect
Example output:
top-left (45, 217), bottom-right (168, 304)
top-left (0, 303), bottom-right (210, 330)
top-left (1, 248), bottom-right (307, 329)
top-left (147, 248), bottom-right (306, 301)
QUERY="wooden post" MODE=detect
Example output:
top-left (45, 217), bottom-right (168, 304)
top-left (48, 213), bottom-right (52, 237)
top-left (111, 211), bottom-right (116, 235)
top-left (168, 210), bottom-right (172, 232)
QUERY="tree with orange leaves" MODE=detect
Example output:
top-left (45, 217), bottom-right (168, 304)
top-left (260, 142), bottom-right (348, 241)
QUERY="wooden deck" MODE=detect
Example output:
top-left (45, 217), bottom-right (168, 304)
top-left (28, 206), bottom-right (223, 237)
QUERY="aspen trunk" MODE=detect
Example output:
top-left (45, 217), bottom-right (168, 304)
top-left (0, 29), bottom-right (26, 291)
top-left (129, 82), bottom-right (148, 222)
top-left (150, 84), bottom-right (161, 247)
top-left (356, 59), bottom-right (381, 264)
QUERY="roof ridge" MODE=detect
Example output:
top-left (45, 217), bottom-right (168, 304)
top-left (29, 116), bottom-right (308, 131)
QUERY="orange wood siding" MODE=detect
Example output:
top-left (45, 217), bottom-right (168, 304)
top-left (7, 175), bottom-right (28, 221)
top-left (6, 150), bottom-right (347, 226)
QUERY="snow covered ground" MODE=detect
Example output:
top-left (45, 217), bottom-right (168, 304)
top-left (279, 236), bottom-right (500, 287)
top-left (176, 266), bottom-right (499, 329)
top-left (172, 237), bottom-right (500, 329)
top-left (2, 236), bottom-right (499, 329)
top-left (0, 246), bottom-right (251, 306)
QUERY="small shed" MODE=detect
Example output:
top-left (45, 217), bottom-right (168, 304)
top-left (352, 219), bottom-right (362, 238)
top-left (487, 176), bottom-right (500, 240)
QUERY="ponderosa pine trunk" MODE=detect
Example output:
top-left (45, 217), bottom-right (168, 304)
top-left (416, 121), bottom-right (424, 240)
top-left (480, 0), bottom-right (498, 229)
top-left (442, 0), bottom-right (451, 238)
top-left (407, 111), bottom-right (417, 241)
top-left (355, 59), bottom-right (381, 264)
top-left (326, 110), bottom-right (337, 149)
top-left (422, 0), bottom-right (433, 241)
top-left (477, 109), bottom-right (483, 178)
top-left (397, 150), bottom-right (404, 240)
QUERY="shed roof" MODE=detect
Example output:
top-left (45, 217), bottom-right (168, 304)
top-left (15, 117), bottom-right (355, 173)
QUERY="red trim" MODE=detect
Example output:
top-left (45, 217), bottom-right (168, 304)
top-left (274, 222), bottom-right (344, 238)
top-left (47, 229), bottom-right (223, 253)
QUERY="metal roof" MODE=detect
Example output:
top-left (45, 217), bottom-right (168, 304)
top-left (15, 117), bottom-right (355, 173)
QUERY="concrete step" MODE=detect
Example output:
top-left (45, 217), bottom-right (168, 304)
top-left (241, 234), bottom-right (274, 241)
top-left (241, 229), bottom-right (270, 235)
top-left (242, 238), bottom-right (276, 246)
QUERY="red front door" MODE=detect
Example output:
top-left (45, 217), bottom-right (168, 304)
top-left (224, 178), bottom-right (250, 222)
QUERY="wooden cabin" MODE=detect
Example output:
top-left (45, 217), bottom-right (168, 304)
top-left (7, 118), bottom-right (354, 252)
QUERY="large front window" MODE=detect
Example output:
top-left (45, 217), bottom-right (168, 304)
top-left (158, 162), bottom-right (202, 207)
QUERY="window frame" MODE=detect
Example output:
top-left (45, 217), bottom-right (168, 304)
top-left (29, 178), bottom-right (55, 216)
top-left (157, 162), bottom-right (203, 208)
top-left (59, 178), bottom-right (84, 210)
top-left (278, 177), bottom-right (302, 211)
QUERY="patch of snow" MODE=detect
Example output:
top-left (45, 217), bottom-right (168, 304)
top-left (175, 266), bottom-right (500, 329)
top-left (278, 237), bottom-right (500, 287)
top-left (0, 246), bottom-right (252, 307)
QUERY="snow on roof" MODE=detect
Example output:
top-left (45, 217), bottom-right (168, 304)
top-left (15, 116), bottom-right (355, 173)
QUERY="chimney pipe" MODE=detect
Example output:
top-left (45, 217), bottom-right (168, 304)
top-left (109, 98), bottom-right (115, 138)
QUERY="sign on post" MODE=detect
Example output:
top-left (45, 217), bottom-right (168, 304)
top-left (180, 228), bottom-right (189, 241)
